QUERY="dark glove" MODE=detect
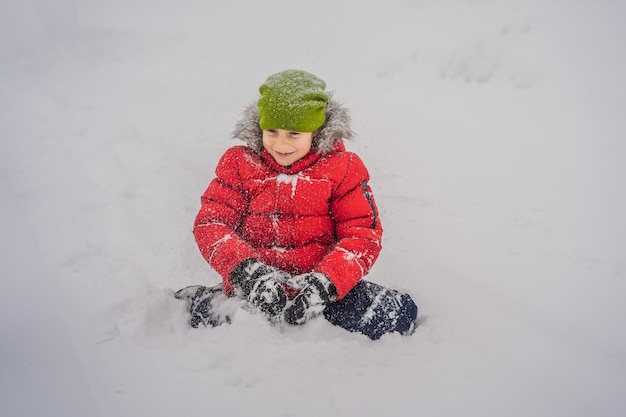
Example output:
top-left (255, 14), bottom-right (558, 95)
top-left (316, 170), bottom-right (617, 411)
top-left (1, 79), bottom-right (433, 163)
top-left (284, 272), bottom-right (337, 325)
top-left (230, 258), bottom-right (289, 317)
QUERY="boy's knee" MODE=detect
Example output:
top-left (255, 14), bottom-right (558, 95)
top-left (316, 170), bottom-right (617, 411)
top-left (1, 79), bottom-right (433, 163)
top-left (324, 280), bottom-right (418, 340)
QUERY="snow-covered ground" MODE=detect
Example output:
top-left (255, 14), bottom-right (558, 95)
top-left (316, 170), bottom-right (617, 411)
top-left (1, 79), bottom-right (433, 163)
top-left (2, 0), bottom-right (626, 416)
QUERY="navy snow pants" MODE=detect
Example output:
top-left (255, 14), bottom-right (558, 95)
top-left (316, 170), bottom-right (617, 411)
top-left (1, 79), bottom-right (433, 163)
top-left (177, 280), bottom-right (418, 340)
top-left (324, 280), bottom-right (418, 340)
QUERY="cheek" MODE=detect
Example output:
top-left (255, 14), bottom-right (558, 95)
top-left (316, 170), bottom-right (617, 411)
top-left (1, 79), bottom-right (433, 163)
top-left (300, 142), bottom-right (312, 154)
top-left (299, 136), bottom-right (314, 153)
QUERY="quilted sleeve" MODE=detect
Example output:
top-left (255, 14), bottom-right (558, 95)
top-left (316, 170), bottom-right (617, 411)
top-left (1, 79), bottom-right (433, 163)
top-left (193, 147), bottom-right (257, 292)
top-left (314, 153), bottom-right (383, 299)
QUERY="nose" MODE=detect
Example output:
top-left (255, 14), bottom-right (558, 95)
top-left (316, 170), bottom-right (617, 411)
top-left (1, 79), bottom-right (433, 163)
top-left (273, 133), bottom-right (291, 150)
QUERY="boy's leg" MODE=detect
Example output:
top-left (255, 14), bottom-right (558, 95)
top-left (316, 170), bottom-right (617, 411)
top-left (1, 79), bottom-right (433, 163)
top-left (323, 280), bottom-right (418, 340)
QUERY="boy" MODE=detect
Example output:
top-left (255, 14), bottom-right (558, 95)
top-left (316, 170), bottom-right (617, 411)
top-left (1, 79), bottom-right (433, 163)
top-left (176, 70), bottom-right (417, 340)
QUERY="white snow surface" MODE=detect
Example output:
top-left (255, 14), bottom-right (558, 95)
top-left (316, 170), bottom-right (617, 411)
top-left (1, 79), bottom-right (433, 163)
top-left (1, 0), bottom-right (626, 416)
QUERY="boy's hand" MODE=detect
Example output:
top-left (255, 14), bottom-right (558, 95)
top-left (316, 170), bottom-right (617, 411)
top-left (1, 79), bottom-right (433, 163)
top-left (230, 258), bottom-right (288, 317)
top-left (284, 273), bottom-right (337, 325)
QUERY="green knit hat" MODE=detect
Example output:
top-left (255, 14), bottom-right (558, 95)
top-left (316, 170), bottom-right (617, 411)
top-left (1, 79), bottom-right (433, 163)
top-left (257, 70), bottom-right (329, 132)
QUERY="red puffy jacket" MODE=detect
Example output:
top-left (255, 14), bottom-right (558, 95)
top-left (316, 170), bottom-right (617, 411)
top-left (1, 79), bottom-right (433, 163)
top-left (193, 101), bottom-right (383, 299)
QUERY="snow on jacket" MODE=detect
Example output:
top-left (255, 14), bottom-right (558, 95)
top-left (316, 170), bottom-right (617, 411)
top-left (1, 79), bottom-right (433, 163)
top-left (193, 99), bottom-right (383, 299)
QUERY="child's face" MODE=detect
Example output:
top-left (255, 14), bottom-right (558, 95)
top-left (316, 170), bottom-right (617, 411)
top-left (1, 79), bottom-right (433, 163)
top-left (262, 129), bottom-right (315, 166)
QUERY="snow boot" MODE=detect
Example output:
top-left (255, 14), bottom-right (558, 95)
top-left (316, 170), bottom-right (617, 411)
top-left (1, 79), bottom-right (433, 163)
top-left (175, 284), bottom-right (231, 328)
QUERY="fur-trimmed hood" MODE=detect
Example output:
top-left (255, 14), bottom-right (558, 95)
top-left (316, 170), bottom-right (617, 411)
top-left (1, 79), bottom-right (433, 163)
top-left (232, 97), bottom-right (354, 155)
